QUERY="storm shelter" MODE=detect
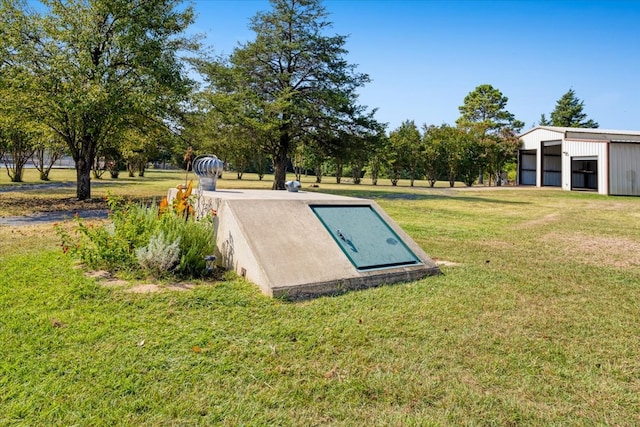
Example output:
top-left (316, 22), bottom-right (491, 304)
top-left (167, 189), bottom-right (440, 299)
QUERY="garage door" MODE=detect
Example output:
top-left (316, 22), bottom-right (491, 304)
top-left (519, 150), bottom-right (537, 185)
top-left (609, 143), bottom-right (640, 196)
top-left (571, 157), bottom-right (598, 191)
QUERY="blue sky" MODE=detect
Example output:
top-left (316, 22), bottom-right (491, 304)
top-left (191, 0), bottom-right (640, 132)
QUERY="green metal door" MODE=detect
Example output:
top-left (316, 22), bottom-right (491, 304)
top-left (311, 205), bottom-right (421, 270)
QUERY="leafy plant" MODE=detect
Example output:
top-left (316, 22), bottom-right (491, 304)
top-left (135, 232), bottom-right (181, 276)
top-left (56, 189), bottom-right (216, 279)
top-left (158, 211), bottom-right (215, 277)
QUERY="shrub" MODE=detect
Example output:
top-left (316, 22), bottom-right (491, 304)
top-left (135, 232), bottom-right (181, 277)
top-left (157, 211), bottom-right (215, 277)
top-left (56, 189), bottom-right (216, 279)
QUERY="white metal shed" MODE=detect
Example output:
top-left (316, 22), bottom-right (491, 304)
top-left (518, 126), bottom-right (640, 196)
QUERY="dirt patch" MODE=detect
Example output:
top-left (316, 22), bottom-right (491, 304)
top-left (166, 282), bottom-right (197, 291)
top-left (540, 232), bottom-right (640, 268)
top-left (124, 283), bottom-right (198, 293)
top-left (126, 284), bottom-right (162, 294)
top-left (0, 193), bottom-right (108, 217)
top-left (85, 270), bottom-right (111, 279)
top-left (583, 201), bottom-right (632, 212)
top-left (515, 213), bottom-right (561, 229)
top-left (101, 279), bottom-right (129, 287)
top-left (84, 270), bottom-right (203, 293)
top-left (433, 259), bottom-right (462, 267)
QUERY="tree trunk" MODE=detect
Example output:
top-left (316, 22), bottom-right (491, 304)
top-left (335, 162), bottom-right (343, 184)
top-left (32, 147), bottom-right (61, 181)
top-left (8, 164), bottom-right (24, 182)
top-left (272, 154), bottom-right (287, 190)
top-left (6, 144), bottom-right (34, 182)
top-left (351, 165), bottom-right (363, 184)
top-left (272, 145), bottom-right (288, 190)
top-left (371, 163), bottom-right (378, 185)
top-left (76, 157), bottom-right (92, 200)
top-left (315, 162), bottom-right (322, 184)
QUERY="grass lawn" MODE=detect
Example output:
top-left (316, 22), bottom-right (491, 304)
top-left (1, 169), bottom-right (639, 425)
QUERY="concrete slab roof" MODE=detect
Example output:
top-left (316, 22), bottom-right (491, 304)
top-left (170, 188), bottom-right (440, 298)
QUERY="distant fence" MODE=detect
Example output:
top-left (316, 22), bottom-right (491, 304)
top-left (1, 155), bottom-right (75, 168)
top-left (2, 155), bottom-right (180, 170)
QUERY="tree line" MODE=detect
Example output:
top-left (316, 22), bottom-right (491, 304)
top-left (0, 0), bottom-right (599, 198)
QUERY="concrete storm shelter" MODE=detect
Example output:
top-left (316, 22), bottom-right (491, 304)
top-left (169, 188), bottom-right (440, 299)
top-left (518, 126), bottom-right (640, 196)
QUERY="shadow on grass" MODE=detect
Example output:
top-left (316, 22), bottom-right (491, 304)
top-left (308, 187), bottom-right (531, 205)
top-left (0, 209), bottom-right (108, 226)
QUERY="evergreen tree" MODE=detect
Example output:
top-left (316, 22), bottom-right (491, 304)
top-left (456, 84), bottom-right (524, 137)
top-left (456, 84), bottom-right (523, 185)
top-left (539, 113), bottom-right (551, 126)
top-left (548, 89), bottom-right (599, 128)
top-left (196, 0), bottom-right (380, 190)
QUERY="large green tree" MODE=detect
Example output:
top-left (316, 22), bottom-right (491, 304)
top-left (456, 84), bottom-right (524, 136)
top-left (426, 124), bottom-right (479, 187)
top-left (0, 127), bottom-right (38, 182)
top-left (197, 0), bottom-right (378, 190)
top-left (456, 84), bottom-right (524, 185)
top-left (422, 124), bottom-right (444, 187)
top-left (1, 0), bottom-right (197, 200)
top-left (547, 89), bottom-right (599, 128)
top-left (386, 120), bottom-right (422, 186)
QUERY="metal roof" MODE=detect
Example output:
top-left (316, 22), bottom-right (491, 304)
top-left (519, 126), bottom-right (640, 142)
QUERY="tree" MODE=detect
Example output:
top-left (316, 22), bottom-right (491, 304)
top-left (1, 127), bottom-right (37, 182)
top-left (484, 128), bottom-right (520, 186)
top-left (422, 124), bottom-right (444, 187)
top-left (427, 124), bottom-right (478, 187)
top-left (548, 89), bottom-right (599, 128)
top-left (197, 0), bottom-right (378, 190)
top-left (1, 0), bottom-right (197, 200)
top-left (456, 84), bottom-right (524, 185)
top-left (349, 128), bottom-right (384, 184)
top-left (387, 120), bottom-right (422, 187)
top-left (32, 133), bottom-right (67, 181)
top-left (366, 131), bottom-right (386, 185)
top-left (457, 84), bottom-right (524, 136)
top-left (539, 114), bottom-right (551, 126)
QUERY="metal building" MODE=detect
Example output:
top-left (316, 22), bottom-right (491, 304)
top-left (518, 126), bottom-right (640, 196)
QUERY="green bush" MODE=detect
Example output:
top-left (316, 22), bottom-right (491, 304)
top-left (156, 209), bottom-right (216, 277)
top-left (56, 195), bottom-right (216, 279)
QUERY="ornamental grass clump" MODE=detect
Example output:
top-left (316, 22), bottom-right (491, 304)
top-left (57, 187), bottom-right (216, 279)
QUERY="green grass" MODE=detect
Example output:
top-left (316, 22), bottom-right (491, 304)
top-left (1, 174), bottom-right (640, 425)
